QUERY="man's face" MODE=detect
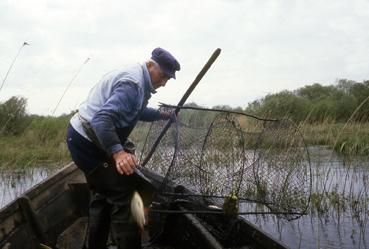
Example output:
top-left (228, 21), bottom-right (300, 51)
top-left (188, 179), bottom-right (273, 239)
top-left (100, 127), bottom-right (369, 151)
top-left (150, 63), bottom-right (170, 89)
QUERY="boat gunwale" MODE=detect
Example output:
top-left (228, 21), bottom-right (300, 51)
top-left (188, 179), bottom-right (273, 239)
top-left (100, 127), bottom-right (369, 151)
top-left (0, 163), bottom-right (78, 221)
top-left (0, 163), bottom-right (290, 249)
top-left (140, 167), bottom-right (290, 249)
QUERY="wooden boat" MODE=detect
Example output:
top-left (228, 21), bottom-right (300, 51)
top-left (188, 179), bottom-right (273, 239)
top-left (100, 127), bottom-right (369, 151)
top-left (0, 163), bottom-right (289, 249)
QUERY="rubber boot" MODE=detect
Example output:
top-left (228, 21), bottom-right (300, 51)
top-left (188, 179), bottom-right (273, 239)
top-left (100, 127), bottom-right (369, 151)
top-left (110, 204), bottom-right (141, 249)
top-left (87, 193), bottom-right (112, 249)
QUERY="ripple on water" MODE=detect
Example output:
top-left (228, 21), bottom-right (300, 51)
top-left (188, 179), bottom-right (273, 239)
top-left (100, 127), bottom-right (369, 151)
top-left (0, 166), bottom-right (59, 209)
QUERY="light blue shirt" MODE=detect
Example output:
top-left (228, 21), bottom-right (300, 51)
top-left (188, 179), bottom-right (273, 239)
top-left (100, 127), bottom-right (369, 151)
top-left (70, 63), bottom-right (162, 155)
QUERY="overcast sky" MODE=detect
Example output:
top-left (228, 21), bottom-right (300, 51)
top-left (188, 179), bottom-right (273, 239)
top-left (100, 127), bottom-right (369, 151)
top-left (0, 0), bottom-right (368, 116)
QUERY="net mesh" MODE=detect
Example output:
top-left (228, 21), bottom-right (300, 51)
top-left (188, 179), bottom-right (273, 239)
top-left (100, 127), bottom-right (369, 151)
top-left (132, 106), bottom-right (311, 220)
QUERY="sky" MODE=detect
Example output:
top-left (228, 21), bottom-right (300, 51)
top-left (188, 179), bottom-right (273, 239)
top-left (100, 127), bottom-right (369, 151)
top-left (0, 0), bottom-right (368, 116)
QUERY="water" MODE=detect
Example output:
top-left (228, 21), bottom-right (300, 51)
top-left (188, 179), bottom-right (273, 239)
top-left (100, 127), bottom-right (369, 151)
top-left (244, 147), bottom-right (369, 249)
top-left (0, 147), bottom-right (368, 248)
top-left (0, 166), bottom-right (59, 208)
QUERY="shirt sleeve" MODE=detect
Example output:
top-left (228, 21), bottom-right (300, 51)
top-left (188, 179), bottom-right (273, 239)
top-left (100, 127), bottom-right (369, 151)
top-left (139, 107), bottom-right (161, 122)
top-left (90, 81), bottom-right (139, 155)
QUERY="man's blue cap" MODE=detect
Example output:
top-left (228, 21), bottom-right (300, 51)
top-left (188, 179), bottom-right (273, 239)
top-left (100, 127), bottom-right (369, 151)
top-left (151, 47), bottom-right (180, 79)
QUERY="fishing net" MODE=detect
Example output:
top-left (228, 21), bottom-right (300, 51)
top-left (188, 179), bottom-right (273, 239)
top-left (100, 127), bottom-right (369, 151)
top-left (132, 105), bottom-right (311, 220)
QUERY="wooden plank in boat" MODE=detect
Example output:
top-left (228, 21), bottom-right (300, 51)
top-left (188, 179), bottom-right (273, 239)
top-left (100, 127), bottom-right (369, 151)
top-left (56, 217), bottom-right (88, 249)
top-left (0, 223), bottom-right (37, 249)
top-left (27, 164), bottom-right (85, 211)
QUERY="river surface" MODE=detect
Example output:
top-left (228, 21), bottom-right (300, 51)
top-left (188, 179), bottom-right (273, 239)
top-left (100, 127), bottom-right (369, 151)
top-left (0, 166), bottom-right (59, 208)
top-left (0, 147), bottom-right (368, 249)
top-left (244, 147), bottom-right (368, 249)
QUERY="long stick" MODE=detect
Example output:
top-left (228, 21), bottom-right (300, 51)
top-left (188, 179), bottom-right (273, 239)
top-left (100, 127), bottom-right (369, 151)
top-left (0, 42), bottom-right (29, 93)
top-left (51, 57), bottom-right (90, 115)
top-left (141, 48), bottom-right (221, 167)
top-left (158, 103), bottom-right (279, 122)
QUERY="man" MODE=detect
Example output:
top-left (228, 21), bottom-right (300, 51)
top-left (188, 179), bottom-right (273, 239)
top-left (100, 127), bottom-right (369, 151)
top-left (66, 47), bottom-right (180, 249)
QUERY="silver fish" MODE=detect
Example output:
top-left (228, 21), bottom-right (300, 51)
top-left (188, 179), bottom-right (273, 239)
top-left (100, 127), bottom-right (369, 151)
top-left (130, 191), bottom-right (145, 232)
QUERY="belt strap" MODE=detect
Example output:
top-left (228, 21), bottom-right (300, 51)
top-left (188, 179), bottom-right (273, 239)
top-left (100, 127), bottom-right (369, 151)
top-left (77, 113), bottom-right (136, 155)
top-left (78, 113), bottom-right (103, 149)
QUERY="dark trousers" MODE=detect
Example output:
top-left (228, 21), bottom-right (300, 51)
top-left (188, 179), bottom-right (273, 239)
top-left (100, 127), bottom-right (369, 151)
top-left (85, 165), bottom-right (141, 249)
top-left (66, 125), bottom-right (141, 249)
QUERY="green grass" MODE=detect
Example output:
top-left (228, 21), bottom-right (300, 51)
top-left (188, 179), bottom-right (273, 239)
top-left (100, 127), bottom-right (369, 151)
top-left (2, 111), bottom-right (369, 169)
top-left (0, 115), bottom-right (71, 168)
top-left (300, 121), bottom-right (369, 156)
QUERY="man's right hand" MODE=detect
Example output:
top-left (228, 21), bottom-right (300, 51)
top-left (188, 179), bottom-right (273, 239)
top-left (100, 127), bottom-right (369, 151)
top-left (112, 150), bottom-right (138, 175)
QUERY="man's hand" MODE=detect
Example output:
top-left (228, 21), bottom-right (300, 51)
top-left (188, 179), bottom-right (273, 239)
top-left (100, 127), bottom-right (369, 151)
top-left (160, 109), bottom-right (177, 120)
top-left (112, 150), bottom-right (138, 175)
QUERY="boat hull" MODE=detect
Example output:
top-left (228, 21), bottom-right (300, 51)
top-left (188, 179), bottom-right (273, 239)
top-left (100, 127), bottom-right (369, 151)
top-left (0, 163), bottom-right (289, 249)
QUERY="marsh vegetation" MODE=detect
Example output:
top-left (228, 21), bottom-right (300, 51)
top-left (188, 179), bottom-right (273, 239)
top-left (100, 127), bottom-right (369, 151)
top-left (0, 79), bottom-right (368, 248)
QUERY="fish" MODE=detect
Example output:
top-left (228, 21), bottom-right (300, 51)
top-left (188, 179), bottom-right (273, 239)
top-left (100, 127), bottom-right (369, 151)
top-left (207, 205), bottom-right (222, 210)
top-left (130, 191), bottom-right (146, 232)
top-left (39, 243), bottom-right (52, 249)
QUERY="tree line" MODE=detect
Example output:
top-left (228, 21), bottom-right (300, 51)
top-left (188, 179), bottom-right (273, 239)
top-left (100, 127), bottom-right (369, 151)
top-left (1, 78), bottom-right (369, 137)
top-left (246, 79), bottom-right (369, 122)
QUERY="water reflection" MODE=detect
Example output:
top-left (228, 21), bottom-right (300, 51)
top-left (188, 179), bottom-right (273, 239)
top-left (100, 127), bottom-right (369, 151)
top-left (0, 146), bottom-right (368, 249)
top-left (0, 166), bottom-right (58, 208)
top-left (243, 147), bottom-right (368, 249)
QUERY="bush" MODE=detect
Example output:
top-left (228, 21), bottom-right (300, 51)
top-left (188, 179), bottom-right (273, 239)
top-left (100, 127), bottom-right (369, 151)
top-left (246, 90), bottom-right (308, 121)
top-left (246, 79), bottom-right (369, 123)
top-left (0, 96), bottom-right (30, 135)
